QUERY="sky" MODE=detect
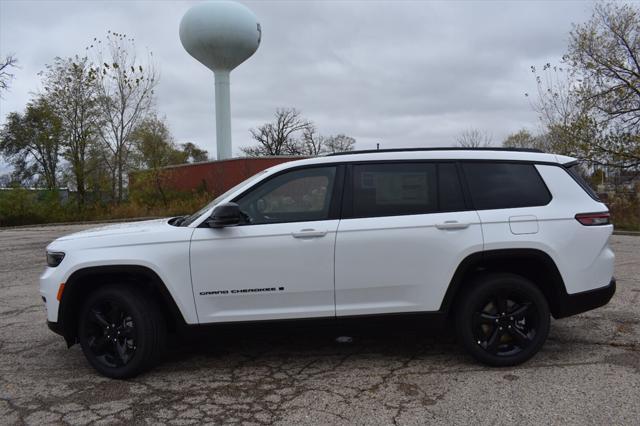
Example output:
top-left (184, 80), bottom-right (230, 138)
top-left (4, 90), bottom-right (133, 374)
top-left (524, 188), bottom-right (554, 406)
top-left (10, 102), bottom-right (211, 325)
top-left (0, 0), bottom-right (602, 173)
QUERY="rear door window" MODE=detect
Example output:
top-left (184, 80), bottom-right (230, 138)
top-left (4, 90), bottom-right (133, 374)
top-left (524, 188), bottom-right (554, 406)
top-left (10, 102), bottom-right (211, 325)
top-left (462, 162), bottom-right (551, 210)
top-left (350, 162), bottom-right (466, 218)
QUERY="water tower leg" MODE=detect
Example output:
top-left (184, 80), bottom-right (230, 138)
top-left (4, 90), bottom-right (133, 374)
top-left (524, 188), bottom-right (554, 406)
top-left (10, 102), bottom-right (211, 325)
top-left (214, 70), bottom-right (232, 160)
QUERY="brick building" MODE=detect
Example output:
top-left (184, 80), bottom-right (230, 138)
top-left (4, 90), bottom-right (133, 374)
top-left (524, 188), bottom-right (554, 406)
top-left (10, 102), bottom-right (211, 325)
top-left (130, 156), bottom-right (304, 195)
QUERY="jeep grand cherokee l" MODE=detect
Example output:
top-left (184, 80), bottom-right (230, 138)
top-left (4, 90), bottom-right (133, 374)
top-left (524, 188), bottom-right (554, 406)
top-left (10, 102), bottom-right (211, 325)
top-left (41, 148), bottom-right (616, 378)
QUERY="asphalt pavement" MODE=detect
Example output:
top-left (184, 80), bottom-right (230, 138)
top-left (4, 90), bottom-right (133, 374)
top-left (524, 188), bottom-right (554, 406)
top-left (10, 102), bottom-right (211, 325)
top-left (0, 224), bottom-right (638, 425)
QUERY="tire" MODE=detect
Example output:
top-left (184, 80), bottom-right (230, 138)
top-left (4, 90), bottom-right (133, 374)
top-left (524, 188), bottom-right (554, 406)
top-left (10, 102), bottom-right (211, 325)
top-left (78, 284), bottom-right (166, 379)
top-left (455, 273), bottom-right (550, 367)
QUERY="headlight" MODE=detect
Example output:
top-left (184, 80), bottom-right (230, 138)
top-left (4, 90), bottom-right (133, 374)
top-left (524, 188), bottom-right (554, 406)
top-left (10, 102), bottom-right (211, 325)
top-left (46, 251), bottom-right (65, 267)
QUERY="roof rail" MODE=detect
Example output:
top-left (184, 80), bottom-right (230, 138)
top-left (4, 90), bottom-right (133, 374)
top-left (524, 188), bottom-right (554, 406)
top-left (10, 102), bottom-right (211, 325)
top-left (326, 147), bottom-right (544, 156)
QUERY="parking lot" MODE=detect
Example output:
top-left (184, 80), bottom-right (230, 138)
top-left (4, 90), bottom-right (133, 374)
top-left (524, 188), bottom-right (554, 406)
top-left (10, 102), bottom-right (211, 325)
top-left (0, 223), bottom-right (638, 425)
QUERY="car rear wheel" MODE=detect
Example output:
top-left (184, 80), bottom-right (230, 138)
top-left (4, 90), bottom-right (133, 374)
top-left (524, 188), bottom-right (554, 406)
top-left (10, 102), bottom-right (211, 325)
top-left (455, 273), bottom-right (550, 366)
top-left (78, 284), bottom-right (166, 379)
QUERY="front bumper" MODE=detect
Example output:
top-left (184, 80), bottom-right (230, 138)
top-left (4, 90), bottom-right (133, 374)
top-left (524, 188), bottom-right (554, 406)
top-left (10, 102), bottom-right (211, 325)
top-left (47, 320), bottom-right (75, 347)
top-left (555, 277), bottom-right (616, 318)
top-left (47, 320), bottom-right (64, 336)
top-left (40, 264), bottom-right (66, 323)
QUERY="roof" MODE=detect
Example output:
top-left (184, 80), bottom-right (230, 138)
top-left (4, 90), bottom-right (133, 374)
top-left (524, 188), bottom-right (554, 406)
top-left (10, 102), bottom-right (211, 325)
top-left (262, 148), bottom-right (576, 173)
top-left (326, 147), bottom-right (544, 156)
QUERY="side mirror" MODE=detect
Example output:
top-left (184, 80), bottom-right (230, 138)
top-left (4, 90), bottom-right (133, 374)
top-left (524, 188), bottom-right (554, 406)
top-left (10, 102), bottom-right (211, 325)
top-left (207, 202), bottom-right (242, 228)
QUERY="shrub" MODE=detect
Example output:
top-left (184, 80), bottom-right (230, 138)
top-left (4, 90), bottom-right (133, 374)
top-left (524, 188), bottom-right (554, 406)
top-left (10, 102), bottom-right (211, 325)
top-left (608, 189), bottom-right (640, 231)
top-left (0, 187), bottom-right (215, 227)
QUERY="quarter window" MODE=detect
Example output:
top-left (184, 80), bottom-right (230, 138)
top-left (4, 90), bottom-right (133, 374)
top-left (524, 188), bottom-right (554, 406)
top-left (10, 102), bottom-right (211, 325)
top-left (462, 162), bottom-right (551, 210)
top-left (236, 167), bottom-right (336, 224)
top-left (566, 163), bottom-right (601, 201)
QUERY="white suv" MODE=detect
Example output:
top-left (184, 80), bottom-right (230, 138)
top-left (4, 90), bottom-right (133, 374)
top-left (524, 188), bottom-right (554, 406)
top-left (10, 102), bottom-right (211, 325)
top-left (41, 148), bottom-right (616, 378)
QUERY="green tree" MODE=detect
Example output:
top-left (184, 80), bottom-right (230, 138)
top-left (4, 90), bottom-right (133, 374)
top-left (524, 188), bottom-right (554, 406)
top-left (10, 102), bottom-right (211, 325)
top-left (0, 97), bottom-right (62, 189)
top-left (131, 115), bottom-right (187, 170)
top-left (130, 115), bottom-right (186, 206)
top-left (502, 127), bottom-right (591, 155)
top-left (84, 141), bottom-right (113, 203)
top-left (180, 142), bottom-right (208, 163)
top-left (503, 129), bottom-right (540, 150)
top-left (566, 2), bottom-right (640, 169)
top-left (43, 56), bottom-right (101, 205)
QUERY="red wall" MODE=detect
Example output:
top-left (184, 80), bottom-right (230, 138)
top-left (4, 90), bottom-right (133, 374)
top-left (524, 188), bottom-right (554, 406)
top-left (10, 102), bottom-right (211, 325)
top-left (133, 157), bottom-right (305, 195)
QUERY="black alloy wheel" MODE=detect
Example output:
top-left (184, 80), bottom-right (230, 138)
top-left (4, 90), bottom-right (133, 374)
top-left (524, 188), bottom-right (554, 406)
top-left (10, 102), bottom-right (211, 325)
top-left (83, 299), bottom-right (138, 368)
top-left (78, 284), bottom-right (166, 379)
top-left (456, 273), bottom-right (550, 366)
top-left (473, 292), bottom-right (538, 357)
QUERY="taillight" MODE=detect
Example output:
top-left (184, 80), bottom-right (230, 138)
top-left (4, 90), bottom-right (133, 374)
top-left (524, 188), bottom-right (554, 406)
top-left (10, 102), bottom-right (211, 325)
top-left (575, 212), bottom-right (610, 226)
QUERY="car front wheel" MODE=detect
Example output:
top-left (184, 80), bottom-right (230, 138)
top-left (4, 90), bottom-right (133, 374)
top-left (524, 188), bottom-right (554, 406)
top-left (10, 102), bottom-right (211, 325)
top-left (78, 284), bottom-right (166, 379)
top-left (455, 273), bottom-right (550, 366)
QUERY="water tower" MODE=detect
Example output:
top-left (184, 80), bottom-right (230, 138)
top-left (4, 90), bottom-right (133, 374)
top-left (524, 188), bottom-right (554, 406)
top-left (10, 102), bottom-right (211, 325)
top-left (179, 1), bottom-right (261, 160)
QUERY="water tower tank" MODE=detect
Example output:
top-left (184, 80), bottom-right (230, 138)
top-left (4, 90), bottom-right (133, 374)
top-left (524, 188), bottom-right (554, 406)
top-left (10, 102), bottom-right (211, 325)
top-left (179, 1), bottom-right (261, 160)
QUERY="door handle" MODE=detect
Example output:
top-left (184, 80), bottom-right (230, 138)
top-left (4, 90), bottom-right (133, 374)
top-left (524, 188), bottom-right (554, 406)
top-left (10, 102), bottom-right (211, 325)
top-left (435, 221), bottom-right (470, 230)
top-left (291, 229), bottom-right (327, 238)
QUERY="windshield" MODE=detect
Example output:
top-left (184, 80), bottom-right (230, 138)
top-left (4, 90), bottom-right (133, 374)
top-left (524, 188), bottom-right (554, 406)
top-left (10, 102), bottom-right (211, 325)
top-left (180, 170), bottom-right (270, 226)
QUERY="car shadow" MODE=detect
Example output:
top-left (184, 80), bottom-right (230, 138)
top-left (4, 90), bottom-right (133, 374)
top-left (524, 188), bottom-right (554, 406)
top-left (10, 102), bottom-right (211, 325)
top-left (162, 317), bottom-right (462, 366)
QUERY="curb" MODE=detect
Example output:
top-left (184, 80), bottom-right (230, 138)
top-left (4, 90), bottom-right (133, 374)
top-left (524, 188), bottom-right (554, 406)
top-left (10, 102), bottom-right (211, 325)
top-left (613, 230), bottom-right (640, 236)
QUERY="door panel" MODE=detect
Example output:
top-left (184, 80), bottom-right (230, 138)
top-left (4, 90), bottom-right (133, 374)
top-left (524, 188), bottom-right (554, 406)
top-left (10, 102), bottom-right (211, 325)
top-left (190, 165), bottom-right (341, 323)
top-left (334, 161), bottom-right (483, 316)
top-left (190, 220), bottom-right (338, 322)
top-left (334, 212), bottom-right (483, 316)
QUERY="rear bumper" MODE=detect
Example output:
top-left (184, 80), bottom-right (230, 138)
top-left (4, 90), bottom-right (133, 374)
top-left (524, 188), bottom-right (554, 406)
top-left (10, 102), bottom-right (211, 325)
top-left (555, 277), bottom-right (616, 319)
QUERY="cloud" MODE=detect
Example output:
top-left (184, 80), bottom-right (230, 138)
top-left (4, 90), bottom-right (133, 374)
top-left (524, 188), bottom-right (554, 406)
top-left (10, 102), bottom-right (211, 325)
top-left (0, 0), bottom-right (598, 165)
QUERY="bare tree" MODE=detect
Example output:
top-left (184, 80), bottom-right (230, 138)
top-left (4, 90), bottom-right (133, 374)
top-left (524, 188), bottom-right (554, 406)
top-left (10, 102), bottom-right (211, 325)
top-left (299, 124), bottom-right (325, 156)
top-left (0, 55), bottom-right (18, 95)
top-left (43, 56), bottom-right (101, 205)
top-left (525, 63), bottom-right (597, 157)
top-left (295, 126), bottom-right (357, 156)
top-left (527, 64), bottom-right (583, 131)
top-left (242, 108), bottom-right (312, 156)
top-left (456, 129), bottom-right (493, 148)
top-left (324, 134), bottom-right (356, 154)
top-left (92, 31), bottom-right (158, 202)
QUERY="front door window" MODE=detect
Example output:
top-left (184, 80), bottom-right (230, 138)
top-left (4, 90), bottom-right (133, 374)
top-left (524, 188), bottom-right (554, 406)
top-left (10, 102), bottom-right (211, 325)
top-left (236, 167), bottom-right (337, 225)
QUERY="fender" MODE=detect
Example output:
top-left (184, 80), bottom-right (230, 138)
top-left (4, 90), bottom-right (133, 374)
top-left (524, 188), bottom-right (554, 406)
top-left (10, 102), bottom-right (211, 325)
top-left (439, 248), bottom-right (567, 318)
top-left (57, 265), bottom-right (187, 346)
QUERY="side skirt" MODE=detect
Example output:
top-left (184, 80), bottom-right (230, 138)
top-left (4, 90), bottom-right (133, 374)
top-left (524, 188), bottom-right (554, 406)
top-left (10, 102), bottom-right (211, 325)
top-left (181, 311), bottom-right (450, 335)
